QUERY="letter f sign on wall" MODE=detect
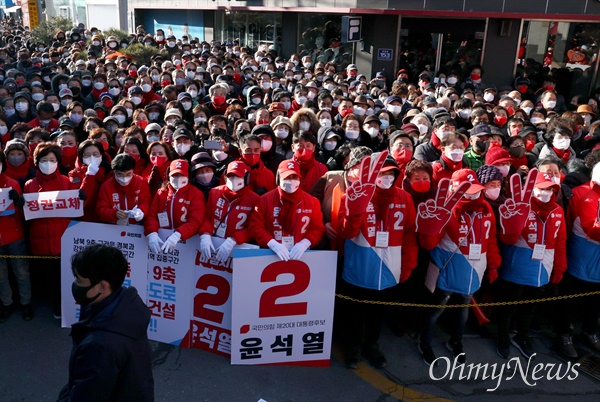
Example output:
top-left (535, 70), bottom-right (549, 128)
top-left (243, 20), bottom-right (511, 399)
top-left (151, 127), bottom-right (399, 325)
top-left (342, 16), bottom-right (362, 43)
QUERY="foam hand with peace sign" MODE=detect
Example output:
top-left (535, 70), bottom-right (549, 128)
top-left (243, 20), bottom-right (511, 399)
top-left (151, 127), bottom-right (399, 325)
top-left (416, 178), bottom-right (471, 235)
top-left (345, 150), bottom-right (388, 215)
top-left (499, 168), bottom-right (538, 234)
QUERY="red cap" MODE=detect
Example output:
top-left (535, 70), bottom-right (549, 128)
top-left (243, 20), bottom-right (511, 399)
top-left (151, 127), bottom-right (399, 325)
top-left (226, 161), bottom-right (249, 178)
top-left (169, 159), bottom-right (189, 177)
top-left (452, 168), bottom-right (486, 194)
top-left (278, 160), bottom-right (301, 180)
top-left (268, 102), bottom-right (286, 113)
top-left (536, 172), bottom-right (560, 190)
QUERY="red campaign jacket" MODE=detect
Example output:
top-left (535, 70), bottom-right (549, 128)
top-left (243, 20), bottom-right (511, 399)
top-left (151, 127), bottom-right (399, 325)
top-left (24, 170), bottom-right (72, 256)
top-left (0, 173), bottom-right (25, 246)
top-left (142, 90), bottom-right (162, 107)
top-left (144, 183), bottom-right (205, 240)
top-left (200, 185), bottom-right (261, 244)
top-left (250, 188), bottom-right (325, 247)
top-left (221, 158), bottom-right (276, 194)
top-left (134, 159), bottom-right (153, 181)
top-left (27, 118), bottom-right (59, 133)
top-left (289, 156), bottom-right (329, 193)
top-left (96, 175), bottom-right (151, 225)
top-left (432, 155), bottom-right (463, 186)
top-left (68, 161), bottom-right (113, 222)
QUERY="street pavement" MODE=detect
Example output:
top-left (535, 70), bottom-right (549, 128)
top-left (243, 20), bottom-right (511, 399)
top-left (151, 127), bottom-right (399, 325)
top-left (1, 299), bottom-right (599, 402)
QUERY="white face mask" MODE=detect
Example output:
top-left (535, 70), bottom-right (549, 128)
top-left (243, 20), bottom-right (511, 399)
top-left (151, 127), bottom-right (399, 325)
top-left (366, 127), bottom-right (379, 138)
top-left (32, 93), bottom-right (45, 102)
top-left (387, 104), bottom-right (402, 115)
top-left (0, 126), bottom-right (8, 135)
top-left (522, 106), bottom-right (532, 116)
top-left (261, 139), bottom-right (272, 152)
top-left (170, 176), bottom-right (189, 190)
top-left (176, 143), bottom-right (191, 155)
top-left (485, 187), bottom-right (501, 200)
top-left (591, 163), bottom-right (600, 185)
top-left (353, 106), bottom-right (366, 116)
top-left (282, 101), bottom-right (291, 110)
top-left (533, 188), bottom-right (553, 203)
top-left (181, 101), bottom-right (192, 111)
top-left (39, 161), bottom-right (58, 175)
top-left (345, 130), bottom-right (359, 140)
top-left (323, 141), bottom-right (337, 151)
top-left (375, 175), bottom-right (394, 189)
top-left (280, 179), bottom-right (300, 193)
top-left (496, 165), bottom-right (510, 177)
top-left (483, 93), bottom-right (495, 103)
top-left (463, 191), bottom-right (482, 200)
top-left (226, 176), bottom-right (245, 192)
top-left (446, 149), bottom-right (464, 162)
top-left (275, 128), bottom-right (289, 139)
top-left (299, 121), bottom-right (311, 131)
top-left (213, 150), bottom-right (228, 161)
top-left (188, 90), bottom-right (198, 98)
top-left (109, 87), bottom-right (121, 96)
top-left (115, 175), bottom-right (133, 186)
top-left (115, 115), bottom-right (126, 124)
top-left (544, 100), bottom-right (557, 110)
top-left (83, 156), bottom-right (102, 167)
top-left (319, 119), bottom-right (332, 127)
top-left (196, 171), bottom-right (214, 184)
top-left (296, 96), bottom-right (307, 105)
top-left (554, 137), bottom-right (571, 150)
top-left (458, 109), bottom-right (472, 119)
top-left (416, 124), bottom-right (429, 135)
top-left (447, 77), bottom-right (458, 85)
top-left (436, 130), bottom-right (453, 141)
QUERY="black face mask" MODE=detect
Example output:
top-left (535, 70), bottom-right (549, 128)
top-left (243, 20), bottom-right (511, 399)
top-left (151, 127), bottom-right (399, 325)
top-left (71, 281), bottom-right (101, 306)
top-left (70, 87), bottom-right (81, 97)
top-left (473, 140), bottom-right (489, 154)
top-left (509, 146), bottom-right (526, 158)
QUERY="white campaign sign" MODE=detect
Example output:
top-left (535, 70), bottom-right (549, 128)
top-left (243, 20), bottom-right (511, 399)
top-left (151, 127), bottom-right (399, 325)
top-left (145, 229), bottom-right (195, 346)
top-left (0, 188), bottom-right (15, 216)
top-left (24, 190), bottom-right (83, 220)
top-left (60, 222), bottom-right (148, 328)
top-left (230, 249), bottom-right (337, 365)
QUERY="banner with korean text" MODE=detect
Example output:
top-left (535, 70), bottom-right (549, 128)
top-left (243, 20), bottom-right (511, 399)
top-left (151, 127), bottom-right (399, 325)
top-left (60, 222), bottom-right (148, 328)
top-left (0, 188), bottom-right (15, 216)
top-left (24, 190), bottom-right (83, 220)
top-left (230, 249), bottom-right (337, 366)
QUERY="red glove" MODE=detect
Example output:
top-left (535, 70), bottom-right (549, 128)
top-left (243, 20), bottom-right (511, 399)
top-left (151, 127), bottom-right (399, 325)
top-left (550, 271), bottom-right (563, 284)
top-left (400, 268), bottom-right (412, 283)
top-left (488, 269), bottom-right (498, 284)
top-left (416, 178), bottom-right (471, 235)
top-left (345, 151), bottom-right (388, 215)
top-left (500, 169), bottom-right (538, 234)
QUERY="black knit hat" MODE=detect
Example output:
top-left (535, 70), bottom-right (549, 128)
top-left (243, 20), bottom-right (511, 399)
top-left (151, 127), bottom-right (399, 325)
top-left (476, 164), bottom-right (503, 185)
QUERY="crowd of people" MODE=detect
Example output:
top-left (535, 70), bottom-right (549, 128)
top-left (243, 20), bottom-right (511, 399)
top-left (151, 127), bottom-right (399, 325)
top-left (0, 16), bottom-right (600, 371)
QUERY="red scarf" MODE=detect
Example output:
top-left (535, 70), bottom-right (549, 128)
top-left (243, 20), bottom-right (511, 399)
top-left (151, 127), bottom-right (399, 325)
top-left (295, 154), bottom-right (316, 178)
top-left (278, 187), bottom-right (301, 234)
top-left (531, 195), bottom-right (558, 222)
top-left (552, 147), bottom-right (571, 164)
top-left (430, 132), bottom-right (442, 150)
top-left (91, 86), bottom-right (105, 101)
top-left (371, 186), bottom-right (395, 223)
top-left (454, 196), bottom-right (486, 217)
top-left (511, 155), bottom-right (528, 170)
top-left (441, 154), bottom-right (463, 171)
top-left (5, 158), bottom-right (32, 181)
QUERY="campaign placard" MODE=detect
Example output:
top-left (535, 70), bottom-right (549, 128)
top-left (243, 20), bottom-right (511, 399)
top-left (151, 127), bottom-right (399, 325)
top-left (0, 188), bottom-right (15, 216)
top-left (60, 222), bottom-right (147, 328)
top-left (146, 229), bottom-right (195, 346)
top-left (24, 190), bottom-right (83, 220)
top-left (230, 249), bottom-right (337, 365)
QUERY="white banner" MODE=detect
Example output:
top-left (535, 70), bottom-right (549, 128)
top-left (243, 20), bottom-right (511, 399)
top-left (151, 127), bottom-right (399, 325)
top-left (60, 222), bottom-right (148, 328)
top-left (0, 188), bottom-right (15, 216)
top-left (230, 249), bottom-right (337, 366)
top-left (24, 190), bottom-right (83, 220)
top-left (146, 229), bottom-right (195, 346)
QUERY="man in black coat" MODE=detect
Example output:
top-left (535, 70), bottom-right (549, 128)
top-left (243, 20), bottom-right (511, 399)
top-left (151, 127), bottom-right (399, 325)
top-left (58, 244), bottom-right (154, 402)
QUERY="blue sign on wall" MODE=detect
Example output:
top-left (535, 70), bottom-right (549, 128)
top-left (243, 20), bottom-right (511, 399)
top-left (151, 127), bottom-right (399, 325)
top-left (143, 9), bottom-right (204, 42)
top-left (377, 48), bottom-right (393, 61)
top-left (341, 16), bottom-right (362, 43)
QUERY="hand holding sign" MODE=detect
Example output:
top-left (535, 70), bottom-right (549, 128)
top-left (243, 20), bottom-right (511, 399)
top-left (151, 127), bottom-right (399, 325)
top-left (499, 168), bottom-right (538, 234)
top-left (345, 150), bottom-right (388, 215)
top-left (416, 178), bottom-right (471, 235)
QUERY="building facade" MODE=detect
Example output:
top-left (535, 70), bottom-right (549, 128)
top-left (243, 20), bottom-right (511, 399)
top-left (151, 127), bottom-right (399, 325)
top-left (125, 1), bottom-right (600, 96)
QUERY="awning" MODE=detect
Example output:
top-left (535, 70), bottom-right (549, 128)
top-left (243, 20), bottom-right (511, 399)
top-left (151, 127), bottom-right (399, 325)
top-left (5, 6), bottom-right (21, 13)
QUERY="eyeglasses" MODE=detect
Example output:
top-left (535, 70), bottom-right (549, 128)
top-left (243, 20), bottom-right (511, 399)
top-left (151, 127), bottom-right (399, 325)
top-left (83, 152), bottom-right (102, 158)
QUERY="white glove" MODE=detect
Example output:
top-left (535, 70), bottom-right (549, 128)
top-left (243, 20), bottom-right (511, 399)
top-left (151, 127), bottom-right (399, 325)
top-left (215, 237), bottom-right (237, 264)
top-left (86, 162), bottom-right (100, 176)
top-left (129, 206), bottom-right (144, 222)
top-left (147, 232), bottom-right (164, 254)
top-left (200, 234), bottom-right (215, 260)
top-left (267, 239), bottom-right (290, 261)
top-left (161, 231), bottom-right (182, 253)
top-left (290, 239), bottom-right (311, 260)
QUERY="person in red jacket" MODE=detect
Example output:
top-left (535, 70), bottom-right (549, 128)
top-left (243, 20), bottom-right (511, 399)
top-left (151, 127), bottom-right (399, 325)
top-left (336, 152), bottom-right (418, 369)
top-left (3, 138), bottom-right (36, 190)
top-left (145, 159), bottom-right (205, 254)
top-left (96, 154), bottom-right (151, 226)
top-left (235, 133), bottom-right (276, 196)
top-left (27, 101), bottom-right (59, 134)
top-left (0, 149), bottom-right (32, 322)
top-left (118, 137), bottom-right (152, 180)
top-left (431, 133), bottom-right (468, 185)
top-left (68, 139), bottom-right (113, 222)
top-left (287, 130), bottom-right (328, 192)
top-left (147, 141), bottom-right (174, 197)
top-left (199, 161), bottom-right (261, 265)
top-left (250, 160), bottom-right (325, 261)
top-left (24, 142), bottom-right (79, 318)
top-left (496, 171), bottom-right (567, 359)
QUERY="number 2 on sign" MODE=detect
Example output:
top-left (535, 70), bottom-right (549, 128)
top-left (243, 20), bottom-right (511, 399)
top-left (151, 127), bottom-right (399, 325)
top-left (259, 261), bottom-right (310, 318)
top-left (193, 274), bottom-right (230, 324)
